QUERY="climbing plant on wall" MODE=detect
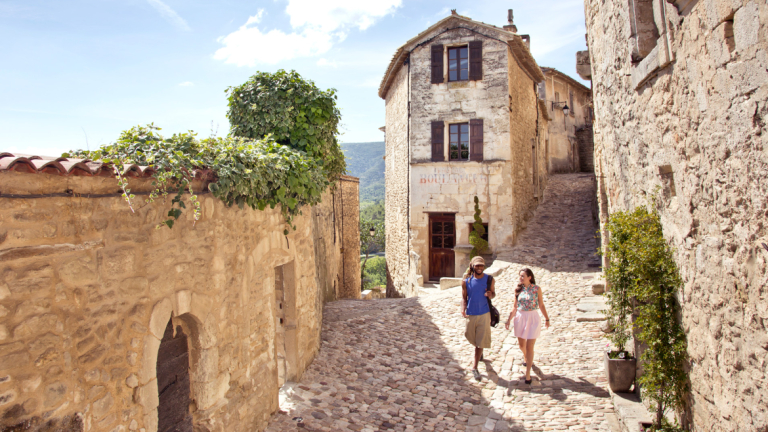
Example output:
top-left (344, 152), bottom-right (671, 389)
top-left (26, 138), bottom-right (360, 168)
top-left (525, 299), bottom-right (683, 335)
top-left (66, 70), bottom-right (345, 232)
top-left (66, 125), bottom-right (328, 232)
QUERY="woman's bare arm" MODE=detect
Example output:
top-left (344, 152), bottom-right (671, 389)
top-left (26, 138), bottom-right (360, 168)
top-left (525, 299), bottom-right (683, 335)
top-left (538, 287), bottom-right (550, 327)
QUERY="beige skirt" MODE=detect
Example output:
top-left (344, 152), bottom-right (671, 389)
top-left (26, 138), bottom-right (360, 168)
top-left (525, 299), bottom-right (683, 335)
top-left (465, 312), bottom-right (492, 349)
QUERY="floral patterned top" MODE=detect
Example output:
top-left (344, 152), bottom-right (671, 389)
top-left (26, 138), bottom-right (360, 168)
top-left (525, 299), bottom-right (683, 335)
top-left (517, 285), bottom-right (540, 311)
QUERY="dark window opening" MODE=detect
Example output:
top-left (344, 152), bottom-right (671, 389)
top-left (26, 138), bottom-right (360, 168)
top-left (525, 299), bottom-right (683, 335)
top-left (448, 46), bottom-right (468, 82)
top-left (468, 223), bottom-right (489, 243)
top-left (449, 123), bottom-right (469, 161)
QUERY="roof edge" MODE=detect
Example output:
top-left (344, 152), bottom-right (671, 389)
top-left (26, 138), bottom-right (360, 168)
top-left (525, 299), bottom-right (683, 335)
top-left (541, 67), bottom-right (591, 93)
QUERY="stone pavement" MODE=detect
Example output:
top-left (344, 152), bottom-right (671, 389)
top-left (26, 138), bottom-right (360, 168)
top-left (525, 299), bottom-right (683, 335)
top-left (265, 174), bottom-right (615, 432)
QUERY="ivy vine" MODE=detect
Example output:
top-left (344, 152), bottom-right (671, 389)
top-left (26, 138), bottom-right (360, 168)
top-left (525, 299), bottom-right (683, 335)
top-left (66, 124), bottom-right (328, 233)
top-left (65, 70), bottom-right (345, 233)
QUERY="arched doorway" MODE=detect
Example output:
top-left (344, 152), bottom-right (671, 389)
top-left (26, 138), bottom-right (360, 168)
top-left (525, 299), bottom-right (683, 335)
top-left (156, 318), bottom-right (193, 432)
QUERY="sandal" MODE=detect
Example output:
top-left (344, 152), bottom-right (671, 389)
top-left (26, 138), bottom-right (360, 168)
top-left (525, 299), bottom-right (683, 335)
top-left (524, 378), bottom-right (532, 385)
top-left (472, 369), bottom-right (482, 381)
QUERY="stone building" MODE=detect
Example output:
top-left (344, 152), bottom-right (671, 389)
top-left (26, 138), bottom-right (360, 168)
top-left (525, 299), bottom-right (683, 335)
top-left (581, 0), bottom-right (767, 430)
top-left (539, 67), bottom-right (593, 173)
top-left (379, 11), bottom-right (549, 297)
top-left (0, 154), bottom-right (359, 432)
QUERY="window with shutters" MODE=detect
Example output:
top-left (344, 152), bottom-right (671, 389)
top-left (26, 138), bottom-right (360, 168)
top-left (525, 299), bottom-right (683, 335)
top-left (448, 46), bottom-right (468, 82)
top-left (449, 123), bottom-right (469, 161)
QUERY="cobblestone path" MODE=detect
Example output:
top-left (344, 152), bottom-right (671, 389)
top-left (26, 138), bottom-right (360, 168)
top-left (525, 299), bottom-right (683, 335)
top-left (265, 174), bottom-right (615, 432)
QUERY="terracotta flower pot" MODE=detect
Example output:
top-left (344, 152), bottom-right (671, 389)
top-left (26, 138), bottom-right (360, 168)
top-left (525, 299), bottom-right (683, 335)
top-left (604, 351), bottom-right (636, 393)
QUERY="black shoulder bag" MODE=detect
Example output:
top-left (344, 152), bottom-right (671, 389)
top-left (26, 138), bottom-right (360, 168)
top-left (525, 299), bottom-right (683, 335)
top-left (486, 275), bottom-right (500, 327)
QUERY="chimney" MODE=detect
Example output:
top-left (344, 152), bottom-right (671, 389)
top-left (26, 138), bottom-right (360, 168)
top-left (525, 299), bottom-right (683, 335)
top-left (503, 9), bottom-right (517, 33)
top-left (521, 34), bottom-right (530, 49)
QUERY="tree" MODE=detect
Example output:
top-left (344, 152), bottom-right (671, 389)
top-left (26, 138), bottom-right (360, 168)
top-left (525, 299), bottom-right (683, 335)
top-left (469, 196), bottom-right (488, 259)
top-left (360, 217), bottom-right (385, 288)
top-left (225, 69), bottom-right (346, 182)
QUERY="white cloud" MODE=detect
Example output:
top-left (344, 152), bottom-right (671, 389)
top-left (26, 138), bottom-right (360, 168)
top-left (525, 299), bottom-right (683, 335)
top-left (214, 0), bottom-right (402, 67)
top-left (317, 58), bottom-right (337, 68)
top-left (178, 81), bottom-right (194, 87)
top-left (146, 0), bottom-right (191, 32)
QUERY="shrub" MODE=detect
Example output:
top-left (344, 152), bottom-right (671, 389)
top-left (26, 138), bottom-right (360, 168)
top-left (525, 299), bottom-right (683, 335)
top-left (604, 206), bottom-right (688, 430)
top-left (363, 256), bottom-right (387, 290)
top-left (469, 196), bottom-right (488, 259)
top-left (226, 69), bottom-right (346, 182)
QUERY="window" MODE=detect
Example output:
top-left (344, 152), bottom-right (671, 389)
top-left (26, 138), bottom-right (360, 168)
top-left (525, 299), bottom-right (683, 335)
top-left (449, 123), bottom-right (469, 161)
top-left (569, 91), bottom-right (575, 117)
top-left (448, 46), bottom-right (468, 82)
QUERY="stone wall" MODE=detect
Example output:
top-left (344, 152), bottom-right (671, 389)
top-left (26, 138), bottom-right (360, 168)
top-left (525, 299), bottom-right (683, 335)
top-left (541, 69), bottom-right (592, 173)
top-left (584, 0), bottom-right (768, 430)
top-left (337, 176), bottom-right (361, 299)
top-left (384, 65), bottom-right (412, 298)
top-left (0, 169), bottom-right (359, 432)
top-left (575, 125), bottom-right (594, 173)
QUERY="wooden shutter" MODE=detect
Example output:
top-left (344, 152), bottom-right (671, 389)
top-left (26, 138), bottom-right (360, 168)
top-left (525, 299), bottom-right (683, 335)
top-left (469, 119), bottom-right (483, 161)
top-left (431, 121), bottom-right (445, 161)
top-left (431, 44), bottom-right (444, 84)
top-left (468, 41), bottom-right (483, 81)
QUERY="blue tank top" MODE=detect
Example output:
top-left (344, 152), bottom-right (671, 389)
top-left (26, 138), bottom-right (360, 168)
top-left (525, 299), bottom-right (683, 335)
top-left (466, 274), bottom-right (490, 316)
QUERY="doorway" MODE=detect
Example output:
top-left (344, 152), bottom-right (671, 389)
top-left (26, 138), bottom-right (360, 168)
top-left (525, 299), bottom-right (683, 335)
top-left (156, 318), bottom-right (193, 432)
top-left (428, 213), bottom-right (456, 281)
top-left (274, 262), bottom-right (298, 388)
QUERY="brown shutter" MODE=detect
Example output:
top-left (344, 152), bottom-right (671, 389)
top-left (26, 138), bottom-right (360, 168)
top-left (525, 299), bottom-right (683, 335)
top-left (468, 41), bottom-right (482, 81)
top-left (431, 121), bottom-right (445, 161)
top-left (469, 119), bottom-right (483, 161)
top-left (431, 44), bottom-right (444, 84)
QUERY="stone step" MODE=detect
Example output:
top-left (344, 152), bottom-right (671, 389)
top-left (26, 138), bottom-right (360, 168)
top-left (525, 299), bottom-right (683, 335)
top-left (577, 302), bottom-right (607, 313)
top-left (576, 312), bottom-right (608, 322)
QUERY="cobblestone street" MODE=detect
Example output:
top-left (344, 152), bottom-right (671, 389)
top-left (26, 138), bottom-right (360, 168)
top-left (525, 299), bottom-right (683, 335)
top-left (265, 174), bottom-right (615, 432)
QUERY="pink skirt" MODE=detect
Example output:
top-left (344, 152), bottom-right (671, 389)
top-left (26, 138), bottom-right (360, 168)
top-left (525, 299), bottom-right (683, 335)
top-left (513, 310), bottom-right (541, 339)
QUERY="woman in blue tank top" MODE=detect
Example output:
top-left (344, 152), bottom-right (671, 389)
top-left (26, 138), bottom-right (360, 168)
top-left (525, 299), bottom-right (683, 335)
top-left (461, 256), bottom-right (495, 381)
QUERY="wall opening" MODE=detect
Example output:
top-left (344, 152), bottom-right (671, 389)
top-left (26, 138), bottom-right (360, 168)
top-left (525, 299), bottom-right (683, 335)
top-left (156, 318), bottom-right (193, 432)
top-left (629, 0), bottom-right (660, 61)
top-left (274, 262), bottom-right (298, 388)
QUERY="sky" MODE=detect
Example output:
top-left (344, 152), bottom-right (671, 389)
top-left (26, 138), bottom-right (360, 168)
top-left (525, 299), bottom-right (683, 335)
top-left (0, 0), bottom-right (589, 156)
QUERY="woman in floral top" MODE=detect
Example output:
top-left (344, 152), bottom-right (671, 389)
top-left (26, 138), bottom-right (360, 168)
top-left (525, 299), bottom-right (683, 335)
top-left (505, 268), bottom-right (550, 384)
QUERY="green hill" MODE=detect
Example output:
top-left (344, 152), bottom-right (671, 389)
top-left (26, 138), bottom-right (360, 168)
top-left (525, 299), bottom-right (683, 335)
top-left (340, 141), bottom-right (385, 203)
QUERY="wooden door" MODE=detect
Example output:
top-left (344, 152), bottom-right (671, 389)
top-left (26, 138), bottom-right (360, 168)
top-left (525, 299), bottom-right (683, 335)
top-left (429, 213), bottom-right (455, 281)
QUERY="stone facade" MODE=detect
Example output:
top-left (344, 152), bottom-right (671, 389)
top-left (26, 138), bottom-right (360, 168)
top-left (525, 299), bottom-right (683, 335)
top-left (540, 68), bottom-right (593, 173)
top-left (380, 13), bottom-right (548, 296)
top-left (583, 0), bottom-right (768, 430)
top-left (0, 166), bottom-right (359, 431)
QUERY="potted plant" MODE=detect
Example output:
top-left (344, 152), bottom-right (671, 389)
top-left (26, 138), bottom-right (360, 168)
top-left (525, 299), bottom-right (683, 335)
top-left (605, 205), bottom-right (689, 431)
top-left (628, 207), bottom-right (688, 432)
top-left (603, 210), bottom-right (637, 393)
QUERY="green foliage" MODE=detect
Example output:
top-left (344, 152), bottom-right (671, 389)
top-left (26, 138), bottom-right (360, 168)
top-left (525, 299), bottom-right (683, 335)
top-left (604, 210), bottom-right (638, 354)
top-left (341, 141), bottom-right (385, 202)
top-left (603, 206), bottom-right (688, 429)
top-left (469, 196), bottom-right (489, 259)
top-left (360, 200), bottom-right (384, 223)
top-left (226, 70), bottom-right (346, 182)
top-left (360, 218), bottom-right (385, 256)
top-left (66, 124), bottom-right (328, 232)
top-left (362, 256), bottom-right (387, 290)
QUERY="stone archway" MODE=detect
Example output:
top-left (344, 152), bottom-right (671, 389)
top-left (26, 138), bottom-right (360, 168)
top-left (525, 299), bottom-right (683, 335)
top-left (157, 318), bottom-right (193, 432)
top-left (137, 291), bottom-right (229, 432)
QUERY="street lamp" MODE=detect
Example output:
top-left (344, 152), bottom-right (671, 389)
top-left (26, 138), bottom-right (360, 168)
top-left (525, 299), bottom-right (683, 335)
top-left (552, 101), bottom-right (570, 116)
top-left (369, 226), bottom-right (376, 237)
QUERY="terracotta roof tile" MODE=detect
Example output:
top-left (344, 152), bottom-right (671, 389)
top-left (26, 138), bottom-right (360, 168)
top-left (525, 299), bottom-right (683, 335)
top-left (0, 152), bottom-right (154, 178)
